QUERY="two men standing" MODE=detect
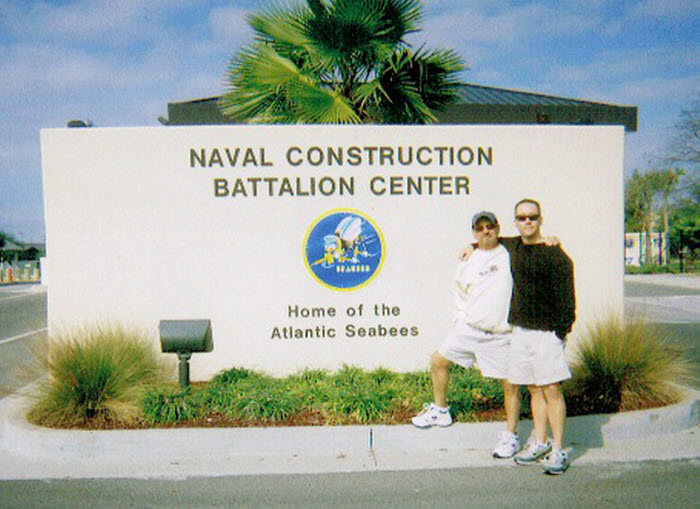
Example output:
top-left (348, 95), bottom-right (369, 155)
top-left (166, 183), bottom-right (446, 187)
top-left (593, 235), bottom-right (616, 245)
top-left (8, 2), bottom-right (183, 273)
top-left (413, 199), bottom-right (576, 475)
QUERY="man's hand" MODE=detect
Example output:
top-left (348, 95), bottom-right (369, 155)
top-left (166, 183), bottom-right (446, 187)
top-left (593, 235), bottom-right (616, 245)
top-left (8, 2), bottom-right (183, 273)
top-left (544, 236), bottom-right (561, 246)
top-left (459, 245), bottom-right (475, 261)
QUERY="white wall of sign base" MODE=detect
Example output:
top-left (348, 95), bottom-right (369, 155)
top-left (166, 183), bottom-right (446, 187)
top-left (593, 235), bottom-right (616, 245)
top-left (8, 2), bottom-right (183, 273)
top-left (41, 125), bottom-right (624, 379)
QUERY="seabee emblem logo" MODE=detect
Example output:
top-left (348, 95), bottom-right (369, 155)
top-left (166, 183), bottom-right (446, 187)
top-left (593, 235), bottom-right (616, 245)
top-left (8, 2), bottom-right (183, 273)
top-left (304, 209), bottom-right (384, 290)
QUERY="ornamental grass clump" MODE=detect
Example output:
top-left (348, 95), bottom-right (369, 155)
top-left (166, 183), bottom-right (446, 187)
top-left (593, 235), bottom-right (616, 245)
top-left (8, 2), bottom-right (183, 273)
top-left (28, 326), bottom-right (169, 428)
top-left (565, 316), bottom-right (695, 415)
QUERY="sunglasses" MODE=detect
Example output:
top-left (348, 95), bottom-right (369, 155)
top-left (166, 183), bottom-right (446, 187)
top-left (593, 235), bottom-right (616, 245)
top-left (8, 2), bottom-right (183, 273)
top-left (515, 214), bottom-right (540, 222)
top-left (473, 223), bottom-right (498, 232)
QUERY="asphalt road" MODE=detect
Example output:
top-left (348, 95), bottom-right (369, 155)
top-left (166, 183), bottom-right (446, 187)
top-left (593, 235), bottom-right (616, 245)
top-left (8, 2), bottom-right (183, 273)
top-left (0, 284), bottom-right (47, 397)
top-left (0, 284), bottom-right (46, 341)
top-left (1, 460), bottom-right (699, 508)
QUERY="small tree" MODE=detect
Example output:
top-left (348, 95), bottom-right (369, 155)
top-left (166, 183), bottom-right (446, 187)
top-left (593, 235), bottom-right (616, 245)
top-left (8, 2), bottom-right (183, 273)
top-left (657, 168), bottom-right (685, 261)
top-left (625, 168), bottom-right (685, 265)
top-left (663, 96), bottom-right (700, 267)
top-left (669, 178), bottom-right (700, 264)
top-left (626, 170), bottom-right (659, 263)
top-left (668, 94), bottom-right (700, 167)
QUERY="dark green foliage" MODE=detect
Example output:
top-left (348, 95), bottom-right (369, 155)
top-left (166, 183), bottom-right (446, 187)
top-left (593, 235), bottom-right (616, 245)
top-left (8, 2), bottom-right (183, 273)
top-left (624, 263), bottom-right (675, 274)
top-left (446, 364), bottom-right (504, 420)
top-left (143, 387), bottom-right (201, 423)
top-left (141, 363), bottom-right (509, 426)
top-left (327, 366), bottom-right (397, 423)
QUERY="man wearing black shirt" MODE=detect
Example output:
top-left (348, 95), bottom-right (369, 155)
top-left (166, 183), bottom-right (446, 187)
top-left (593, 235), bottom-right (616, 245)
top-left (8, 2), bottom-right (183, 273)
top-left (505, 199), bottom-right (575, 475)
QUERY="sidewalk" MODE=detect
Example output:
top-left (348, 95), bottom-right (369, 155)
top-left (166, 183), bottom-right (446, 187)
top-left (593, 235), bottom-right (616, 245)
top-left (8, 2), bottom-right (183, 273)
top-left (1, 388), bottom-right (699, 480)
top-left (625, 273), bottom-right (700, 290)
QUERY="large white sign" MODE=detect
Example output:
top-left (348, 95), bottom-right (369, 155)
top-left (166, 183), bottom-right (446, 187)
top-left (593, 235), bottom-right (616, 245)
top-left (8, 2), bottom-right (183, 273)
top-left (41, 125), bottom-right (624, 379)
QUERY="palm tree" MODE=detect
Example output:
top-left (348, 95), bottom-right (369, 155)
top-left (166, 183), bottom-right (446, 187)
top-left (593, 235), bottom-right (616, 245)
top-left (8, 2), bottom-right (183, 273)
top-left (220, 0), bottom-right (465, 124)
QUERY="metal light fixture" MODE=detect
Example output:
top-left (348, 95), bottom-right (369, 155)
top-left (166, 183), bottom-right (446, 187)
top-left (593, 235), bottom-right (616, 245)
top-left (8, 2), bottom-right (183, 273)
top-left (159, 319), bottom-right (213, 387)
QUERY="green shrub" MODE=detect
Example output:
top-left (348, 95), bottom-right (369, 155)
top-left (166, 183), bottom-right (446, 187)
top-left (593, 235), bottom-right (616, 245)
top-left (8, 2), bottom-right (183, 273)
top-left (199, 369), bottom-right (302, 423)
top-left (209, 366), bottom-right (259, 386)
top-left (624, 263), bottom-right (675, 274)
top-left (399, 370), bottom-right (433, 410)
top-left (287, 369), bottom-right (333, 409)
top-left (204, 368), bottom-right (269, 414)
top-left (326, 366), bottom-right (398, 424)
top-left (235, 379), bottom-right (302, 422)
top-left (28, 326), bottom-right (169, 427)
top-left (445, 365), bottom-right (504, 420)
top-left (133, 325), bottom-right (694, 428)
top-left (565, 316), bottom-right (695, 415)
top-left (143, 387), bottom-right (202, 424)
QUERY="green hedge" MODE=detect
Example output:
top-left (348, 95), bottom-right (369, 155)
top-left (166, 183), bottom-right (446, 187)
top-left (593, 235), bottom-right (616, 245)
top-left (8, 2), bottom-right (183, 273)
top-left (142, 364), bottom-right (506, 426)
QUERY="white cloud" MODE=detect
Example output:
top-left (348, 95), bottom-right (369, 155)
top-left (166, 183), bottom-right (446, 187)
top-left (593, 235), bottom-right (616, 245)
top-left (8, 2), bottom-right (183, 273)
top-left (542, 46), bottom-right (700, 103)
top-left (612, 75), bottom-right (700, 105)
top-left (420, 2), bottom-right (604, 47)
top-left (1, 0), bottom-right (153, 45)
top-left (0, 43), bottom-right (129, 98)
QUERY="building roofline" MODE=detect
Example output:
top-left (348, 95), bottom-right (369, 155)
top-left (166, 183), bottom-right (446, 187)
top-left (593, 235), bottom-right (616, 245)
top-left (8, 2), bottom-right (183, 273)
top-left (163, 83), bottom-right (638, 132)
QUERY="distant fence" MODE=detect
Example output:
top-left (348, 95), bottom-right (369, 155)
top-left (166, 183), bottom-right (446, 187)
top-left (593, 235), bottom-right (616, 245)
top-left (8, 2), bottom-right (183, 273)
top-left (624, 232), bottom-right (667, 266)
top-left (0, 261), bottom-right (41, 284)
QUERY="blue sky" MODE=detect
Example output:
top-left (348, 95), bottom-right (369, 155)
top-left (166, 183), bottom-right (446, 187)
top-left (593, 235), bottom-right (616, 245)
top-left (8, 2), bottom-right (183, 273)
top-left (1, 0), bottom-right (699, 242)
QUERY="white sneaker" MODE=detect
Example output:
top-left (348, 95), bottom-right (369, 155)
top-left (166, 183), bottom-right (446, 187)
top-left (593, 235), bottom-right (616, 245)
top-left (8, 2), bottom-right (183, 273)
top-left (542, 447), bottom-right (570, 475)
top-left (492, 430), bottom-right (521, 458)
top-left (513, 437), bottom-right (551, 465)
top-left (411, 403), bottom-right (452, 428)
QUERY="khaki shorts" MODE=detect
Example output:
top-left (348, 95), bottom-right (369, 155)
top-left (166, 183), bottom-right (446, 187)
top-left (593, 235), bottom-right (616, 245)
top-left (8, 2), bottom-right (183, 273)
top-left (508, 326), bottom-right (571, 386)
top-left (438, 320), bottom-right (511, 379)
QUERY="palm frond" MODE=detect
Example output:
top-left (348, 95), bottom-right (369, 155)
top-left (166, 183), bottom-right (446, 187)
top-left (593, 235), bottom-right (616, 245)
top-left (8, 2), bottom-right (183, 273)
top-left (408, 46), bottom-right (466, 110)
top-left (220, 45), bottom-right (305, 122)
top-left (305, 0), bottom-right (420, 72)
top-left (288, 80), bottom-right (361, 123)
top-left (248, 2), bottom-right (310, 47)
top-left (221, 43), bottom-right (359, 124)
top-left (373, 47), bottom-right (465, 121)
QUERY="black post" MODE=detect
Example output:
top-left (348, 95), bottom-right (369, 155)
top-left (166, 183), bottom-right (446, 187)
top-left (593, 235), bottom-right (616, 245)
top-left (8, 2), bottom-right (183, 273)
top-left (679, 229), bottom-right (685, 273)
top-left (177, 351), bottom-right (192, 388)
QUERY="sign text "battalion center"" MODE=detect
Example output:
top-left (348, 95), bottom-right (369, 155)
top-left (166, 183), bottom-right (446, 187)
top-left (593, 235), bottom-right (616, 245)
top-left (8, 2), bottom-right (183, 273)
top-left (190, 144), bottom-right (494, 198)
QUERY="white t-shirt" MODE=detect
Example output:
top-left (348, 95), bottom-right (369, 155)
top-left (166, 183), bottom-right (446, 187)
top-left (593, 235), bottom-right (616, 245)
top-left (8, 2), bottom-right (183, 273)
top-left (453, 244), bottom-right (512, 334)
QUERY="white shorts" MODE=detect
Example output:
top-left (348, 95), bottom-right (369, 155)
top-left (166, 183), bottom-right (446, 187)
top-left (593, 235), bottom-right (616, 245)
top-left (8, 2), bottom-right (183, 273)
top-left (508, 326), bottom-right (571, 386)
top-left (438, 320), bottom-right (511, 379)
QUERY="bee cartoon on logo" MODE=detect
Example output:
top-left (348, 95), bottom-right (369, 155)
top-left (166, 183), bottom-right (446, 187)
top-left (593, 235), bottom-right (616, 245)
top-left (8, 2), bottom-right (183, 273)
top-left (311, 215), bottom-right (376, 268)
top-left (304, 210), bottom-right (384, 290)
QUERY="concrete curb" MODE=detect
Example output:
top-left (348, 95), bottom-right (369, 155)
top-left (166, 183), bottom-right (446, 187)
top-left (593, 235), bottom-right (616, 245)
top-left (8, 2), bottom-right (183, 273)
top-left (2, 389), bottom-right (699, 461)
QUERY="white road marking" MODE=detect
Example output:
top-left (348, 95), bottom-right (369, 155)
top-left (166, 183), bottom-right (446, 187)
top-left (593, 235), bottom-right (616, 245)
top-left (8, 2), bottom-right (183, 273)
top-left (0, 328), bottom-right (48, 344)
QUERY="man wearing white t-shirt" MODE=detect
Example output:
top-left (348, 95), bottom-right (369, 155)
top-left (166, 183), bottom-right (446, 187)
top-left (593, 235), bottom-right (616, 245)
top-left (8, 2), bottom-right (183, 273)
top-left (412, 211), bottom-right (522, 459)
